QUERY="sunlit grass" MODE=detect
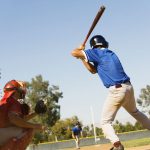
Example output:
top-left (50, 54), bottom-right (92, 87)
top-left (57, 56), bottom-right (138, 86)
top-left (123, 138), bottom-right (150, 148)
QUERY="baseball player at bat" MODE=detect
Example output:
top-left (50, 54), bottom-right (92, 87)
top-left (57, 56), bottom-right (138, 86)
top-left (71, 35), bottom-right (150, 150)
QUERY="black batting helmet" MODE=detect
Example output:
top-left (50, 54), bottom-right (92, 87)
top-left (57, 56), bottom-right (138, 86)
top-left (90, 35), bottom-right (109, 48)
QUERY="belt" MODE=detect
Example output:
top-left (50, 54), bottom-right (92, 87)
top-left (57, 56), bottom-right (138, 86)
top-left (115, 84), bottom-right (122, 88)
top-left (115, 81), bottom-right (131, 88)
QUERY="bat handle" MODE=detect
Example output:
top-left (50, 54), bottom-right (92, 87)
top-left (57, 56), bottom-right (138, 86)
top-left (82, 41), bottom-right (86, 47)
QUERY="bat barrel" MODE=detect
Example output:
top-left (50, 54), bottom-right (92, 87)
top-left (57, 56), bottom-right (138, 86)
top-left (83, 5), bottom-right (106, 46)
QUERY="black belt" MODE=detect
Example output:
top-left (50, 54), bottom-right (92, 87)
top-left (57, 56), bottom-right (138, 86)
top-left (115, 81), bottom-right (131, 88)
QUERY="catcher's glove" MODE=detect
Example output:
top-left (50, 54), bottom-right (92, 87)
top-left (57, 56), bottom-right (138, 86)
top-left (35, 100), bottom-right (47, 114)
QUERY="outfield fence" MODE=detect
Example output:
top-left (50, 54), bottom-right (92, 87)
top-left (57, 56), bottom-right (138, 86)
top-left (27, 130), bottom-right (150, 150)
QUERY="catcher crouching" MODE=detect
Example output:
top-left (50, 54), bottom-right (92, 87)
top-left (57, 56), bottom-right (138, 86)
top-left (0, 80), bottom-right (47, 150)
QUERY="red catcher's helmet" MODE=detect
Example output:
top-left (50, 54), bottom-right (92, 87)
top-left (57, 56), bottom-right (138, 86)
top-left (3, 80), bottom-right (26, 99)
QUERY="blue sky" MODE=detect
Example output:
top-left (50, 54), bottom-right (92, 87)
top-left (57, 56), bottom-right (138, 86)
top-left (0, 0), bottom-right (150, 126)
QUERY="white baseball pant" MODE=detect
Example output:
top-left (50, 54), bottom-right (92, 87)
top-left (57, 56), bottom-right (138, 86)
top-left (100, 82), bottom-right (150, 144)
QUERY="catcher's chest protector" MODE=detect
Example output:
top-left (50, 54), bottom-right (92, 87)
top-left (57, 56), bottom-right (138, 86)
top-left (0, 98), bottom-right (11, 128)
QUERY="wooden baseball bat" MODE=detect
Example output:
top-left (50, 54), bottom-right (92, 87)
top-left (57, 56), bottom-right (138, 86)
top-left (82, 5), bottom-right (106, 46)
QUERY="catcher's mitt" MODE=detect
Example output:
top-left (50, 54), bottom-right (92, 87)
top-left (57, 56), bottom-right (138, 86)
top-left (35, 100), bottom-right (47, 114)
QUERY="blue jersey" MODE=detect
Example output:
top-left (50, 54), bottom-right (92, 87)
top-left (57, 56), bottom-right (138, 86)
top-left (84, 48), bottom-right (130, 88)
top-left (72, 126), bottom-right (82, 135)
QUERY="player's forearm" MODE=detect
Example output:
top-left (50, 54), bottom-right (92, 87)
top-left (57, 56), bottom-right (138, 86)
top-left (81, 59), bottom-right (97, 74)
top-left (9, 113), bottom-right (38, 129)
top-left (23, 112), bottom-right (37, 121)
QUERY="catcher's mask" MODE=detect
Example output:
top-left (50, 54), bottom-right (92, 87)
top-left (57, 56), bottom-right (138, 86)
top-left (4, 80), bottom-right (26, 99)
top-left (90, 35), bottom-right (109, 49)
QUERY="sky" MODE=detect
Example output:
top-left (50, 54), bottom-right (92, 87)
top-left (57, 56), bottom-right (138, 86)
top-left (0, 0), bottom-right (150, 126)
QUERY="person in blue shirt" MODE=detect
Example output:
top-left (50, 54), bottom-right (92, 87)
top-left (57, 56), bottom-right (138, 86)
top-left (71, 35), bottom-right (150, 150)
top-left (72, 122), bottom-right (83, 149)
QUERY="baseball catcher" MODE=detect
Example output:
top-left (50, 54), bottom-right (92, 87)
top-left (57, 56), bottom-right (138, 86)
top-left (0, 80), bottom-right (46, 150)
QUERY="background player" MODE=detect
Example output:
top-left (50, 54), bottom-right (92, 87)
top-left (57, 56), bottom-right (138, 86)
top-left (72, 122), bottom-right (83, 149)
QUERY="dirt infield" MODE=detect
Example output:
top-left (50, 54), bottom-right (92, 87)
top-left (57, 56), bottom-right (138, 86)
top-left (65, 143), bottom-right (150, 150)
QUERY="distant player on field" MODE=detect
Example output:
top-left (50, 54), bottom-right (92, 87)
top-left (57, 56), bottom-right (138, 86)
top-left (72, 122), bottom-right (83, 149)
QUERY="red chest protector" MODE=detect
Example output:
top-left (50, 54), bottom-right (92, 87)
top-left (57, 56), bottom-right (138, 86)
top-left (0, 93), bottom-right (22, 128)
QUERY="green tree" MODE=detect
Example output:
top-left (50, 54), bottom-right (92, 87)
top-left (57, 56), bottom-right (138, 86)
top-left (124, 122), bottom-right (134, 132)
top-left (137, 85), bottom-right (150, 116)
top-left (113, 120), bottom-right (143, 133)
top-left (95, 127), bottom-right (103, 136)
top-left (134, 121), bottom-right (144, 130)
top-left (82, 125), bottom-right (103, 137)
top-left (25, 75), bottom-right (63, 143)
top-left (113, 120), bottom-right (126, 133)
top-left (82, 126), bottom-right (91, 137)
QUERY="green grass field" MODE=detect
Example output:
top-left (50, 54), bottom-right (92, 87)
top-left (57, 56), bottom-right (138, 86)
top-left (123, 137), bottom-right (150, 148)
